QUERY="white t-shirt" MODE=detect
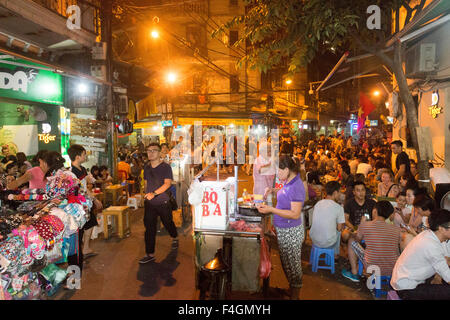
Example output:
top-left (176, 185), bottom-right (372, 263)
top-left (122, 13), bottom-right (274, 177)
top-left (391, 230), bottom-right (450, 290)
top-left (356, 163), bottom-right (372, 177)
top-left (309, 199), bottom-right (346, 248)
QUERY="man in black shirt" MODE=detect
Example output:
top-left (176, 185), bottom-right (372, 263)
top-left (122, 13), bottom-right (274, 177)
top-left (391, 140), bottom-right (411, 182)
top-left (342, 181), bottom-right (376, 242)
top-left (139, 143), bottom-right (178, 264)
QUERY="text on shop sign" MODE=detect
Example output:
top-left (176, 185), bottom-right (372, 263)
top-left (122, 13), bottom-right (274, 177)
top-left (201, 191), bottom-right (222, 216)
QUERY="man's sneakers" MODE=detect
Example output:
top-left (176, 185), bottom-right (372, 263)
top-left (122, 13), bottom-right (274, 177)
top-left (139, 255), bottom-right (156, 264)
top-left (341, 269), bottom-right (360, 282)
top-left (172, 239), bottom-right (179, 250)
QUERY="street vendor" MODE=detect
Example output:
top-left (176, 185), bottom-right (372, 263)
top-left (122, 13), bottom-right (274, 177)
top-left (257, 155), bottom-right (305, 300)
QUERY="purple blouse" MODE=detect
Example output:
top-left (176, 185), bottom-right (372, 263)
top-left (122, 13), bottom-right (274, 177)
top-left (273, 174), bottom-right (305, 228)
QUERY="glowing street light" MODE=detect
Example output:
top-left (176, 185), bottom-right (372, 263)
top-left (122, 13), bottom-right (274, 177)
top-left (373, 90), bottom-right (380, 97)
top-left (166, 72), bottom-right (177, 84)
top-left (77, 83), bottom-right (88, 94)
top-left (150, 29), bottom-right (159, 39)
top-left (285, 79), bottom-right (292, 85)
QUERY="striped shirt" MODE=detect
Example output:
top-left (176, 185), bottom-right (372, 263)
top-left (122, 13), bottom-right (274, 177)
top-left (358, 220), bottom-right (401, 276)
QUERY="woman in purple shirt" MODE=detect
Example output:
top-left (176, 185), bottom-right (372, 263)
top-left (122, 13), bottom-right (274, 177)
top-left (258, 155), bottom-right (306, 300)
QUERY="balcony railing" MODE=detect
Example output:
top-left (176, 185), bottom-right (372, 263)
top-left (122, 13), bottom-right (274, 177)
top-left (31, 0), bottom-right (101, 35)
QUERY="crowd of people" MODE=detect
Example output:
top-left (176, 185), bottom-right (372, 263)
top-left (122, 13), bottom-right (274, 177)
top-left (1, 126), bottom-right (448, 300)
top-left (252, 131), bottom-right (449, 300)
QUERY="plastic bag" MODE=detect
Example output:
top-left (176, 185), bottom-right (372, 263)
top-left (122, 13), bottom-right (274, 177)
top-left (259, 236), bottom-right (271, 279)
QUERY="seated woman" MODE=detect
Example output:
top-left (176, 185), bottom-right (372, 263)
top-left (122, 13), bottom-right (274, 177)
top-left (399, 173), bottom-right (418, 193)
top-left (7, 151), bottom-right (62, 190)
top-left (96, 165), bottom-right (113, 188)
top-left (0, 162), bottom-right (18, 190)
top-left (391, 208), bottom-right (450, 300)
top-left (400, 193), bottom-right (435, 251)
top-left (377, 169), bottom-right (400, 199)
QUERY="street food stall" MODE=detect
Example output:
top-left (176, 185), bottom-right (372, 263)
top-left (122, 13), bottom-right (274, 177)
top-left (189, 164), bottom-right (270, 299)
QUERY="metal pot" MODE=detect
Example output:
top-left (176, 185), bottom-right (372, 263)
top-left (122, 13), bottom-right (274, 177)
top-left (238, 205), bottom-right (262, 216)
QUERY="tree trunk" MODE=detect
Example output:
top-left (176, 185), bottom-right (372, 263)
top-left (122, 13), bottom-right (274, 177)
top-left (391, 41), bottom-right (430, 190)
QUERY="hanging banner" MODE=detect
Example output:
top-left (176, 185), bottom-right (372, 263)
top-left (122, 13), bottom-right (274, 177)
top-left (178, 118), bottom-right (252, 126)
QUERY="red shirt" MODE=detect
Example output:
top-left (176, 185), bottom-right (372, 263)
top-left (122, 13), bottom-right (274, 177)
top-left (358, 220), bottom-right (401, 276)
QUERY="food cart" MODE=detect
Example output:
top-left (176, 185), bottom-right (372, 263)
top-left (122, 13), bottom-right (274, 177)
top-left (189, 164), bottom-right (270, 299)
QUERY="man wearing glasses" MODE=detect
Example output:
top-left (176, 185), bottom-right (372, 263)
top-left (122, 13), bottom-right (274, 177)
top-left (391, 208), bottom-right (450, 299)
top-left (139, 143), bottom-right (179, 264)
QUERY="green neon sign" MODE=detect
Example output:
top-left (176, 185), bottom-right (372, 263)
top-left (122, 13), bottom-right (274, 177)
top-left (0, 59), bottom-right (63, 105)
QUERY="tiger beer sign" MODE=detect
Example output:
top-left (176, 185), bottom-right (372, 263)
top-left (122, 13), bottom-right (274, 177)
top-left (194, 181), bottom-right (229, 230)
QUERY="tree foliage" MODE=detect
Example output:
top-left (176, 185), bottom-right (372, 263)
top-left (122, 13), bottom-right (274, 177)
top-left (213, 0), bottom-right (423, 75)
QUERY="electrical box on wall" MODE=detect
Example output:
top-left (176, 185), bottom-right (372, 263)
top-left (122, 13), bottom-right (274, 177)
top-left (92, 42), bottom-right (107, 60)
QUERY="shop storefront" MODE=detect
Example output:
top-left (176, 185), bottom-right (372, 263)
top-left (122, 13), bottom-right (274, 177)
top-left (0, 58), bottom-right (66, 160)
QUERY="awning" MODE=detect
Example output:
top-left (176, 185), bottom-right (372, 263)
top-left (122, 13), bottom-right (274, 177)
top-left (387, 0), bottom-right (450, 46)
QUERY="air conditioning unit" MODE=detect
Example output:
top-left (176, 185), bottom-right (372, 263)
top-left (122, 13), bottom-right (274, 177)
top-left (92, 42), bottom-right (107, 60)
top-left (118, 95), bottom-right (128, 114)
top-left (405, 43), bottom-right (436, 76)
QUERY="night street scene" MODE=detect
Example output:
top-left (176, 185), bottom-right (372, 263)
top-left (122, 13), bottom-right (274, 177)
top-left (0, 0), bottom-right (449, 307)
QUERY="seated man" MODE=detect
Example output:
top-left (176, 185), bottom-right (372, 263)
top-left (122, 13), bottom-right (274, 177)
top-left (391, 209), bottom-right (450, 300)
top-left (342, 201), bottom-right (401, 282)
top-left (309, 181), bottom-right (346, 258)
top-left (341, 181), bottom-right (376, 242)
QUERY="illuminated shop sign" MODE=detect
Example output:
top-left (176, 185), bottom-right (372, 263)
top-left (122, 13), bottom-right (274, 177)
top-left (429, 91), bottom-right (442, 118)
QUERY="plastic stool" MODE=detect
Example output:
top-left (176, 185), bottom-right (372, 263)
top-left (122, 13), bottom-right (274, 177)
top-left (357, 259), bottom-right (364, 276)
top-left (310, 245), bottom-right (335, 274)
top-left (387, 290), bottom-right (401, 300)
top-left (374, 276), bottom-right (391, 298)
top-left (127, 197), bottom-right (139, 210)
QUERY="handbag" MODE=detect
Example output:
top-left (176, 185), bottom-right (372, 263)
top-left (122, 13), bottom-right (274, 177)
top-left (147, 164), bottom-right (178, 211)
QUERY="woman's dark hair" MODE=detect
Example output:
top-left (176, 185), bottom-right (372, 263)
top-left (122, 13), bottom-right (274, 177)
top-left (428, 209), bottom-right (450, 232)
top-left (16, 152), bottom-right (27, 165)
top-left (397, 191), bottom-right (407, 198)
top-left (6, 155), bottom-right (17, 163)
top-left (413, 194), bottom-right (435, 212)
top-left (307, 171), bottom-right (321, 184)
top-left (340, 163), bottom-right (351, 175)
top-left (90, 165), bottom-right (100, 178)
top-left (99, 165), bottom-right (109, 173)
top-left (42, 151), bottom-right (65, 178)
top-left (32, 150), bottom-right (48, 166)
top-left (278, 155), bottom-right (299, 174)
top-left (353, 180), bottom-right (366, 189)
top-left (375, 200), bottom-right (394, 219)
top-left (354, 173), bottom-right (366, 183)
top-left (5, 162), bottom-right (17, 173)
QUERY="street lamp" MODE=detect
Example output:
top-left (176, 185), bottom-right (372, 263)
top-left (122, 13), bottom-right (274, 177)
top-left (166, 72), bottom-right (177, 84)
top-left (285, 79), bottom-right (292, 85)
top-left (150, 29), bottom-right (159, 39)
top-left (373, 90), bottom-right (380, 97)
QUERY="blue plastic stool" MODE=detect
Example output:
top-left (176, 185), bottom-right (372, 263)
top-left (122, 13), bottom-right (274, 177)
top-left (310, 245), bottom-right (335, 274)
top-left (357, 259), bottom-right (364, 275)
top-left (374, 276), bottom-right (391, 298)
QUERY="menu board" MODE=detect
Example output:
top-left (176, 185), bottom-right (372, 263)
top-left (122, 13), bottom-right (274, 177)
top-left (70, 114), bottom-right (108, 152)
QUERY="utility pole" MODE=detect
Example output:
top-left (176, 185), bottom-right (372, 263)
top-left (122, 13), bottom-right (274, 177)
top-left (102, 0), bottom-right (117, 181)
